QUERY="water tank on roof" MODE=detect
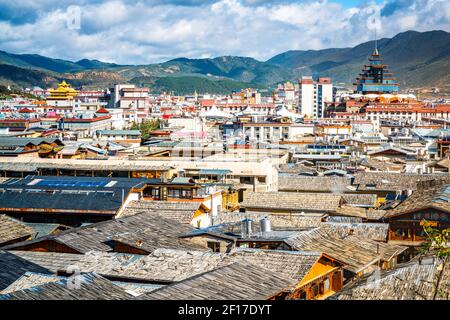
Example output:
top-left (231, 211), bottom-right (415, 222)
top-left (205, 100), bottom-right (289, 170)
top-left (260, 217), bottom-right (271, 233)
top-left (241, 218), bottom-right (253, 237)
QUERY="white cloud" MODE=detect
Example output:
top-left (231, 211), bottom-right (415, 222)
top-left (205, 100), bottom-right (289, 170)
top-left (0, 0), bottom-right (448, 64)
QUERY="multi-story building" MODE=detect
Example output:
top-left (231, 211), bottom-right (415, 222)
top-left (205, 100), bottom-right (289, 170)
top-left (355, 48), bottom-right (399, 95)
top-left (59, 115), bottom-right (112, 138)
top-left (109, 84), bottom-right (151, 122)
top-left (298, 76), bottom-right (333, 118)
top-left (46, 81), bottom-right (79, 108)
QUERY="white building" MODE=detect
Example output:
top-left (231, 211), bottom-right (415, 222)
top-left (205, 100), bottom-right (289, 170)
top-left (298, 76), bottom-right (333, 118)
top-left (109, 84), bottom-right (151, 123)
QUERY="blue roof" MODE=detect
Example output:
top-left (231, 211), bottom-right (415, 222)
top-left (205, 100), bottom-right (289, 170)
top-left (0, 176), bottom-right (161, 213)
top-left (433, 185), bottom-right (450, 203)
top-left (35, 180), bottom-right (109, 188)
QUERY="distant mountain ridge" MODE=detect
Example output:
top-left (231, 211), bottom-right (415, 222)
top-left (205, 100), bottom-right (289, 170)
top-left (0, 30), bottom-right (449, 93)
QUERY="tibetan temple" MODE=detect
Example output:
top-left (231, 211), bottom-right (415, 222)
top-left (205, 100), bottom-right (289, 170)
top-left (47, 80), bottom-right (79, 101)
top-left (354, 48), bottom-right (399, 95)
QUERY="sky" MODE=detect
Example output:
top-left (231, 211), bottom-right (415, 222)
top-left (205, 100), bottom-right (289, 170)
top-left (0, 0), bottom-right (449, 64)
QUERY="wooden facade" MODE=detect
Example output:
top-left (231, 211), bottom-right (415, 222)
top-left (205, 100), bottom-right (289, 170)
top-left (388, 208), bottom-right (450, 245)
top-left (139, 182), bottom-right (200, 201)
top-left (6, 239), bottom-right (81, 254)
top-left (272, 255), bottom-right (344, 300)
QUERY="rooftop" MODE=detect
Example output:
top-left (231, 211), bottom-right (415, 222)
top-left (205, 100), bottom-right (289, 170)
top-left (241, 192), bottom-right (343, 212)
top-left (141, 261), bottom-right (295, 300)
top-left (336, 256), bottom-right (449, 300)
top-left (3, 211), bottom-right (206, 254)
top-left (0, 215), bottom-right (34, 246)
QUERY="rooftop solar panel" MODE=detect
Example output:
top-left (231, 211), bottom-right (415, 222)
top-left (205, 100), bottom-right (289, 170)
top-left (35, 180), bottom-right (109, 188)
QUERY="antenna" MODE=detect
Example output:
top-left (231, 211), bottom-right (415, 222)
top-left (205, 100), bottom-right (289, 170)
top-left (375, 26), bottom-right (377, 50)
top-left (374, 27), bottom-right (378, 54)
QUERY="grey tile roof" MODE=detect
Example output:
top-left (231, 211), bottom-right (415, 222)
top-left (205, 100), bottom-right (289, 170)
top-left (320, 222), bottom-right (389, 241)
top-left (1, 272), bottom-right (61, 294)
top-left (4, 212), bottom-right (206, 254)
top-left (285, 228), bottom-right (406, 273)
top-left (10, 247), bottom-right (323, 286)
top-left (0, 215), bottom-right (34, 246)
top-left (9, 250), bottom-right (224, 283)
top-left (353, 172), bottom-right (450, 191)
top-left (327, 216), bottom-right (364, 223)
top-left (333, 205), bottom-right (387, 220)
top-left (228, 248), bottom-right (321, 281)
top-left (385, 183), bottom-right (450, 218)
top-left (113, 281), bottom-right (164, 297)
top-left (121, 200), bottom-right (206, 224)
top-left (241, 192), bottom-right (342, 212)
top-left (341, 194), bottom-right (377, 207)
top-left (0, 251), bottom-right (52, 290)
top-left (0, 272), bottom-right (132, 300)
top-left (141, 261), bottom-right (296, 300)
top-left (278, 176), bottom-right (352, 193)
top-left (215, 212), bottom-right (324, 230)
top-left (335, 256), bottom-right (450, 300)
top-left (277, 163), bottom-right (318, 175)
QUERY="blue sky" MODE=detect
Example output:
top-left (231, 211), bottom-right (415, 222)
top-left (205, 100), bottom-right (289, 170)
top-left (339, 0), bottom-right (382, 7)
top-left (0, 0), bottom-right (448, 64)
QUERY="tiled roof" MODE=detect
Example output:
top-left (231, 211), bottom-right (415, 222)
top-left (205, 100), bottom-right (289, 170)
top-left (0, 215), bottom-right (34, 246)
top-left (1, 272), bottom-right (60, 294)
top-left (0, 273), bottom-right (131, 300)
top-left (277, 163), bottom-right (317, 175)
top-left (228, 248), bottom-right (320, 281)
top-left (215, 211), bottom-right (324, 230)
top-left (0, 251), bottom-right (52, 291)
top-left (385, 184), bottom-right (450, 218)
top-left (121, 200), bottom-right (207, 224)
top-left (4, 212), bottom-right (206, 254)
top-left (278, 176), bottom-right (352, 192)
top-left (341, 194), bottom-right (377, 207)
top-left (354, 172), bottom-right (450, 191)
top-left (320, 222), bottom-right (389, 241)
top-left (336, 256), bottom-right (450, 300)
top-left (286, 228), bottom-right (406, 273)
top-left (141, 261), bottom-right (295, 300)
top-left (241, 192), bottom-right (342, 212)
top-left (9, 248), bottom-right (322, 285)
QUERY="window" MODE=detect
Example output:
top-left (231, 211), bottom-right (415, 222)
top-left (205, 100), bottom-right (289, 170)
top-left (240, 177), bottom-right (252, 184)
top-left (207, 241), bottom-right (220, 252)
top-left (323, 278), bottom-right (330, 292)
top-left (180, 189), bottom-right (192, 199)
top-left (311, 284), bottom-right (319, 298)
top-left (168, 189), bottom-right (180, 198)
top-left (319, 282), bottom-right (325, 295)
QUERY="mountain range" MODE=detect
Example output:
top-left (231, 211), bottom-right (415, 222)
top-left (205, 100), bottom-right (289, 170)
top-left (0, 30), bottom-right (449, 94)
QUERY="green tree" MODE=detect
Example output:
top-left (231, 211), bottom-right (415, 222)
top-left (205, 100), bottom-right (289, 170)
top-left (129, 119), bottom-right (161, 140)
top-left (419, 220), bottom-right (450, 300)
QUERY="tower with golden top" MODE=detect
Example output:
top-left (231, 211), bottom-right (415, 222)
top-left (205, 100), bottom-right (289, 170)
top-left (47, 80), bottom-right (79, 101)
